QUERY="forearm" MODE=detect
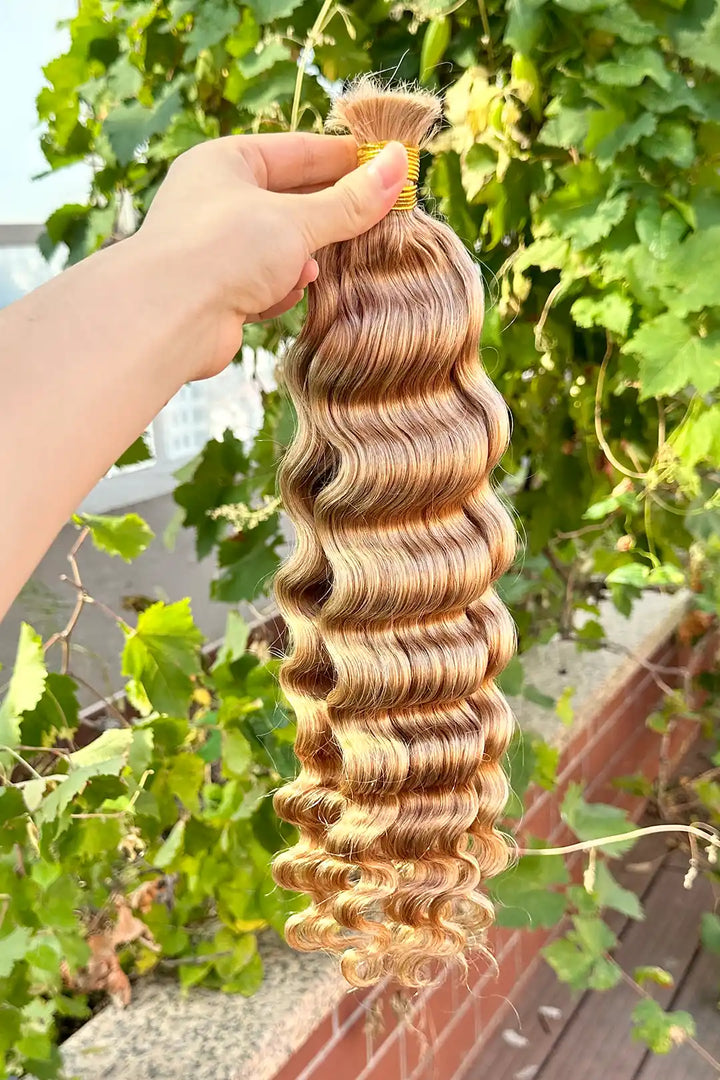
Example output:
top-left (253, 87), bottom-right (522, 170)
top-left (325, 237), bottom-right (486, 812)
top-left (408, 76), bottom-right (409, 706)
top-left (0, 235), bottom-right (226, 618)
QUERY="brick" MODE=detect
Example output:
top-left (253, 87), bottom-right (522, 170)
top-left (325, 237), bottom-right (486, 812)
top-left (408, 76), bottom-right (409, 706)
top-left (334, 988), bottom-right (371, 1033)
top-left (518, 790), bottom-right (561, 844)
top-left (360, 1029), bottom-right (403, 1080)
top-left (271, 1016), bottom-right (334, 1080)
top-left (313, 1013), bottom-right (370, 1080)
top-left (427, 996), bottom-right (480, 1080)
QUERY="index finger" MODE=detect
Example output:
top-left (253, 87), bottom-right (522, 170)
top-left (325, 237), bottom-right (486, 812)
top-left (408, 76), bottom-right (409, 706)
top-left (228, 132), bottom-right (358, 192)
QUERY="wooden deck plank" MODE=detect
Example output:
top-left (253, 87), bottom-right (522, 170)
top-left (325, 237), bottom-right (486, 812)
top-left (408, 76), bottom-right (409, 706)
top-left (469, 850), bottom-right (711, 1080)
top-left (530, 862), bottom-right (712, 1080)
top-left (634, 949), bottom-right (720, 1080)
top-left (469, 833), bottom-right (671, 1080)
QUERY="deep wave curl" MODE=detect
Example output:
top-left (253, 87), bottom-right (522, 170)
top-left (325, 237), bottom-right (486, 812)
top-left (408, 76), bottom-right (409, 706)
top-left (272, 79), bottom-right (517, 988)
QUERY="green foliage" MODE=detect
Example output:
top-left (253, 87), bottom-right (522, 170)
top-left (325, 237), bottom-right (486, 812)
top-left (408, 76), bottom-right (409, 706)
top-left (0, 539), bottom-right (300, 1079)
top-left (561, 783), bottom-right (636, 855)
top-left (631, 998), bottom-right (696, 1054)
top-left (543, 915), bottom-right (621, 991)
top-left (75, 512), bottom-right (155, 561)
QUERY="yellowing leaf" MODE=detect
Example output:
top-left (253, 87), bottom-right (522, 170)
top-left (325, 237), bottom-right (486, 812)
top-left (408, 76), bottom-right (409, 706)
top-left (0, 624), bottom-right (47, 749)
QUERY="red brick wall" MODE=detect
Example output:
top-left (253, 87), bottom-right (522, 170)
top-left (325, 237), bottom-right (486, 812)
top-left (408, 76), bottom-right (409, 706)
top-left (271, 631), bottom-right (711, 1080)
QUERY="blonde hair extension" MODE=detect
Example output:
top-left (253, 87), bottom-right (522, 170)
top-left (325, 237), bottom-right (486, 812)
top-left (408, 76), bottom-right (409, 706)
top-left (272, 79), bottom-right (517, 988)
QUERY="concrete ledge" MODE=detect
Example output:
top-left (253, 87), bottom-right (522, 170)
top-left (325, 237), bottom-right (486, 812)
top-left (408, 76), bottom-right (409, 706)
top-left (60, 591), bottom-right (690, 1080)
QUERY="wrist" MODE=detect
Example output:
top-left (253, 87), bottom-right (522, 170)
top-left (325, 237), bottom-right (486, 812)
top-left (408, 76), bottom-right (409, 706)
top-left (118, 230), bottom-right (242, 382)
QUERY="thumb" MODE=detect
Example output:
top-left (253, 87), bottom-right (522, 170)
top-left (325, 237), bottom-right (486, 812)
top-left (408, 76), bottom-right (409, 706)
top-left (291, 141), bottom-right (409, 250)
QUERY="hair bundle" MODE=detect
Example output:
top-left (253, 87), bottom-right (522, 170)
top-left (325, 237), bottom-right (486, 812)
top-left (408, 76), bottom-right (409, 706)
top-left (272, 79), bottom-right (517, 988)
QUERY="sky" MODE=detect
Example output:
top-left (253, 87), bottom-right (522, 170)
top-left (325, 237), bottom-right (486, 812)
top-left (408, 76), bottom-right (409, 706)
top-left (0, 1), bottom-right (91, 305)
top-left (1, 0), bottom-right (90, 223)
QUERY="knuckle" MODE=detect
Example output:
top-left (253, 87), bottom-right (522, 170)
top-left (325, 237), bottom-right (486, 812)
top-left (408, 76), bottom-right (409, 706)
top-left (340, 181), bottom-right (366, 227)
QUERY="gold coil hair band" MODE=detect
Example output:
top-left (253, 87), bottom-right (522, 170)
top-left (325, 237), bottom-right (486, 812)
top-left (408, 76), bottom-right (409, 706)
top-left (357, 141), bottom-right (420, 211)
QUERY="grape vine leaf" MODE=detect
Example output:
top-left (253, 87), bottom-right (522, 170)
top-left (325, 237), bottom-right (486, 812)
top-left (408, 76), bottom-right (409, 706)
top-left (122, 600), bottom-right (203, 716)
top-left (77, 512), bottom-right (155, 561)
top-left (631, 998), bottom-right (696, 1054)
top-left (623, 314), bottom-right (720, 399)
top-left (561, 783), bottom-right (636, 854)
top-left (0, 624), bottom-right (47, 748)
top-left (104, 85), bottom-right (183, 166)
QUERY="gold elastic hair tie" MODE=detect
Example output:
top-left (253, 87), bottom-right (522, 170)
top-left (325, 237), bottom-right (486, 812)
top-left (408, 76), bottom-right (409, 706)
top-left (357, 141), bottom-right (420, 212)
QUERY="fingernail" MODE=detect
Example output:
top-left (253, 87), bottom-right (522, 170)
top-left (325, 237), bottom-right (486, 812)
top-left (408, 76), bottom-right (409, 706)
top-left (366, 142), bottom-right (407, 191)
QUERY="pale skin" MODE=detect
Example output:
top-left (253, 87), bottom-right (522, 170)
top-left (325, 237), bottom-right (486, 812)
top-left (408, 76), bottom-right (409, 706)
top-left (0, 134), bottom-right (409, 620)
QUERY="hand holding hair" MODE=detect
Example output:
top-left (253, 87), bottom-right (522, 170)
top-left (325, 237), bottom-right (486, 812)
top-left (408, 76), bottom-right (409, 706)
top-left (0, 132), bottom-right (409, 617)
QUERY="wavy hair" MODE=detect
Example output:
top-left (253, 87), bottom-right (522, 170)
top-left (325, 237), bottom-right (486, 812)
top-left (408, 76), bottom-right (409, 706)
top-left (272, 79), bottom-right (517, 988)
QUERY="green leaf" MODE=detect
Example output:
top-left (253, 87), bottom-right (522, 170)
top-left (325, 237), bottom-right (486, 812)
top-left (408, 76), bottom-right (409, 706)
top-left (561, 783), bottom-right (636, 854)
top-left (541, 165), bottom-right (629, 249)
top-left (593, 861), bottom-right (644, 920)
top-left (69, 728), bottom-right (134, 768)
top-left (211, 522), bottom-right (281, 602)
top-left (644, 121), bottom-right (696, 167)
top-left (104, 85), bottom-right (183, 166)
top-left (673, 405), bottom-right (720, 466)
top-left (606, 562), bottom-right (648, 587)
top-left (700, 911), bottom-right (720, 955)
top-left (543, 936), bottom-right (595, 988)
top-left (115, 434), bottom-right (152, 468)
top-left (635, 204), bottom-right (686, 260)
top-left (214, 611), bottom-right (250, 668)
top-left (531, 738), bottom-right (559, 790)
top-left (571, 293), bottom-right (633, 337)
top-left (573, 914), bottom-right (617, 954)
top-left (37, 730), bottom-right (133, 824)
top-left (583, 490), bottom-right (637, 520)
top-left (0, 624), bottom-right (47, 749)
top-left (497, 655), bottom-right (524, 696)
top-left (504, 0), bottom-right (548, 53)
top-left (77, 512), bottom-right (154, 561)
top-left (595, 46), bottom-right (672, 90)
top-left (588, 4), bottom-right (658, 44)
top-left (634, 965), bottom-right (675, 988)
top-left (646, 563), bottom-right (685, 586)
top-left (22, 778), bottom-right (48, 813)
top-left (220, 949), bottom-right (264, 995)
top-left (184, 1), bottom-right (239, 62)
top-left (624, 315), bottom-right (720, 400)
top-left (154, 819), bottom-right (185, 869)
top-left (590, 112), bottom-right (657, 167)
top-left (247, 0), bottom-right (304, 18)
top-left (224, 730), bottom-right (253, 776)
top-left (587, 954), bottom-right (622, 990)
top-left (166, 753), bottom-right (205, 812)
top-left (631, 998), bottom-right (696, 1054)
top-left (122, 600), bottom-right (203, 716)
top-left (237, 40), bottom-right (291, 77)
top-left (556, 686), bottom-right (575, 726)
top-left (492, 848), bottom-right (569, 928)
top-left (0, 926), bottom-right (33, 977)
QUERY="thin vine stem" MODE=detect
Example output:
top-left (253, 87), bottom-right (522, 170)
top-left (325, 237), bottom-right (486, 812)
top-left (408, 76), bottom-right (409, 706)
top-left (518, 822), bottom-right (720, 859)
top-left (290, 0), bottom-right (336, 133)
top-left (595, 335), bottom-right (647, 480)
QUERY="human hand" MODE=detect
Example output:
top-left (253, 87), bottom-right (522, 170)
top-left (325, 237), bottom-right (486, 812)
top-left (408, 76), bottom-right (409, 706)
top-left (134, 132), bottom-right (409, 378)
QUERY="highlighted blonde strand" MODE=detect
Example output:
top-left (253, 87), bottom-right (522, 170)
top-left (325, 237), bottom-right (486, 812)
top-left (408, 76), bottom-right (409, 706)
top-left (272, 78), bottom-right (517, 988)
